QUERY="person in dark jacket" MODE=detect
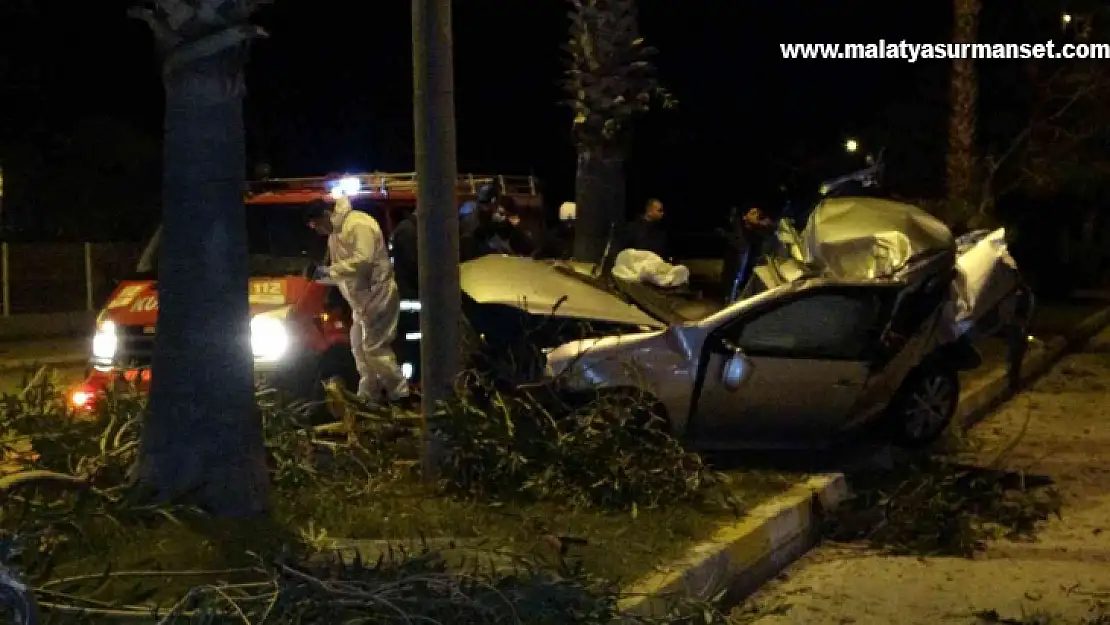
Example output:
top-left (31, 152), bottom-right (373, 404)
top-left (459, 183), bottom-right (499, 262)
top-left (464, 196), bottom-right (536, 259)
top-left (623, 198), bottom-right (670, 259)
top-left (493, 197), bottom-right (536, 256)
top-left (535, 202), bottom-right (576, 260)
top-left (390, 206), bottom-right (419, 299)
top-left (719, 206), bottom-right (776, 302)
top-left (464, 201), bottom-right (501, 259)
top-left (387, 206), bottom-right (420, 381)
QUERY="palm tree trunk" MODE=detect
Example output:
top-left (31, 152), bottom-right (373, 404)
top-left (572, 148), bottom-right (626, 264)
top-left (947, 0), bottom-right (980, 225)
top-left (135, 51), bottom-right (268, 516)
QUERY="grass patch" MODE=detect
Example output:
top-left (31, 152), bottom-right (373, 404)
top-left (0, 367), bottom-right (798, 621)
top-left (28, 464), bottom-right (792, 596)
top-left (277, 469), bottom-right (795, 584)
top-left (27, 470), bottom-right (792, 611)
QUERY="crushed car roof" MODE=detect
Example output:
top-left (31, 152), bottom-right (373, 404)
top-left (800, 197), bottom-right (956, 281)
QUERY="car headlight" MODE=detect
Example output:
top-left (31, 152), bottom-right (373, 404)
top-left (251, 315), bottom-right (289, 362)
top-left (92, 320), bottom-right (118, 362)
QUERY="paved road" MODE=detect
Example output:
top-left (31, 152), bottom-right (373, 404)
top-left (743, 324), bottom-right (1110, 625)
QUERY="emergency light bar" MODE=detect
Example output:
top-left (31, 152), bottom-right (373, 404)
top-left (328, 176), bottom-right (362, 198)
top-left (245, 172), bottom-right (541, 202)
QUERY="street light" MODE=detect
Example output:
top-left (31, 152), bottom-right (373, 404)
top-left (1062, 12), bottom-right (1073, 26)
top-left (845, 138), bottom-right (859, 153)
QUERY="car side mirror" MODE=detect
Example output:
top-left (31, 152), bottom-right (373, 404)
top-left (720, 340), bottom-right (753, 391)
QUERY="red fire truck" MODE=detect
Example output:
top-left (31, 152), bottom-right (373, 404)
top-left (71, 171), bottom-right (543, 409)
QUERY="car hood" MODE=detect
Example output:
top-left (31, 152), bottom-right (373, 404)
top-left (459, 255), bottom-right (664, 329)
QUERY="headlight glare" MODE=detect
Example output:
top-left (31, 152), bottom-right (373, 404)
top-left (92, 320), bottom-right (118, 361)
top-left (251, 315), bottom-right (289, 361)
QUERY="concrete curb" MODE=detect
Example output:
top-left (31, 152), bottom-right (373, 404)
top-left (619, 302), bottom-right (1110, 618)
top-left (619, 474), bottom-right (849, 617)
top-left (0, 354), bottom-right (87, 374)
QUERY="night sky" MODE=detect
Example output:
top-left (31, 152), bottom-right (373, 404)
top-left (6, 0), bottom-right (967, 235)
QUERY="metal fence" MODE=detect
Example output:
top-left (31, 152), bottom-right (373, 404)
top-left (0, 242), bottom-right (145, 315)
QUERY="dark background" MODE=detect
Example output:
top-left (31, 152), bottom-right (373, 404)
top-left (0, 0), bottom-right (1063, 241)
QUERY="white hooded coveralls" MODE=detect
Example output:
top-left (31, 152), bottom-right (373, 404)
top-left (325, 196), bottom-right (409, 402)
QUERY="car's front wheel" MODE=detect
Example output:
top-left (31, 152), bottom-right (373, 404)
top-left (887, 364), bottom-right (959, 448)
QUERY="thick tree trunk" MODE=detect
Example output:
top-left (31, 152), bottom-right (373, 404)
top-left (946, 0), bottom-right (980, 225)
top-left (572, 148), bottom-right (626, 265)
top-left (135, 51), bottom-right (268, 516)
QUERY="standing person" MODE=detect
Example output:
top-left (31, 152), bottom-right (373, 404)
top-left (466, 200), bottom-right (503, 258)
top-left (493, 196), bottom-right (536, 256)
top-left (460, 183), bottom-right (500, 262)
top-left (720, 206), bottom-right (776, 303)
top-left (387, 205), bottom-right (420, 384)
top-left (306, 194), bottom-right (409, 406)
top-left (718, 207), bottom-right (747, 302)
top-left (390, 205), bottom-right (419, 299)
top-left (535, 202), bottom-right (576, 260)
top-left (624, 198), bottom-right (670, 260)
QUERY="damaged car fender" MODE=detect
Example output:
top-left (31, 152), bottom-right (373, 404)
top-left (544, 323), bottom-right (710, 433)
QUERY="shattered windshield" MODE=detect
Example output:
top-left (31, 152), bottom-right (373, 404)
top-left (614, 277), bottom-right (724, 324)
top-left (552, 263), bottom-right (722, 325)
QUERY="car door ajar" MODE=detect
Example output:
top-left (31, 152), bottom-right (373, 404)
top-left (688, 288), bottom-right (886, 445)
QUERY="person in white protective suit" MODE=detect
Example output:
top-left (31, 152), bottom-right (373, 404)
top-left (306, 194), bottom-right (409, 405)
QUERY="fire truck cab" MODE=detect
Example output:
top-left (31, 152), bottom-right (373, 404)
top-left (74, 171), bottom-right (542, 409)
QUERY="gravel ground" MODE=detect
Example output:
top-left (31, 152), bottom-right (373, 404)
top-left (740, 325), bottom-right (1110, 625)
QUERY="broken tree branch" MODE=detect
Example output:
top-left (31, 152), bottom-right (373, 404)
top-left (163, 23), bottom-right (267, 75)
top-left (129, 0), bottom-right (270, 56)
top-left (127, 6), bottom-right (183, 48)
top-left (977, 67), bottom-right (1101, 214)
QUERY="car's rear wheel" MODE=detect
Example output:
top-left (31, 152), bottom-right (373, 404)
top-left (887, 364), bottom-right (959, 448)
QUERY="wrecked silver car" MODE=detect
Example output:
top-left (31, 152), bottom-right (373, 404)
top-left (459, 196), bottom-right (1030, 449)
